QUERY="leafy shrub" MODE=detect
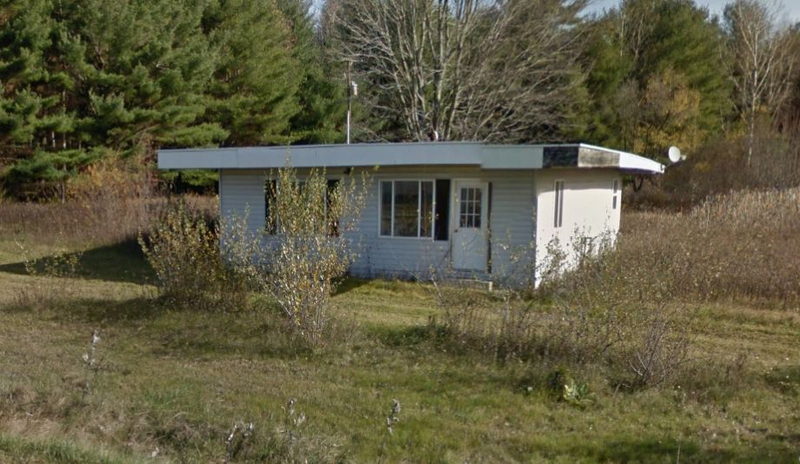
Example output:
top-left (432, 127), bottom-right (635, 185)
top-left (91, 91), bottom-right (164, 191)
top-left (139, 203), bottom-right (249, 312)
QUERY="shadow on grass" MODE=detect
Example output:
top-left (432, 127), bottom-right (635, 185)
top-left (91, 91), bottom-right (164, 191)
top-left (53, 296), bottom-right (164, 324)
top-left (371, 324), bottom-right (444, 348)
top-left (576, 436), bottom-right (800, 464)
top-left (333, 277), bottom-right (369, 295)
top-left (39, 295), bottom-right (316, 359)
top-left (0, 239), bottom-right (153, 285)
top-left (0, 293), bottom-right (163, 323)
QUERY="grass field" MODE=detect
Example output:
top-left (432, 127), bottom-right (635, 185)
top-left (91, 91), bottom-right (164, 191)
top-left (0, 228), bottom-right (799, 462)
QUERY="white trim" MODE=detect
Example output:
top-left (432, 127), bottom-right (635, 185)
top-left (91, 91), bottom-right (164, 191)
top-left (451, 179), bottom-right (489, 271)
top-left (162, 143), bottom-right (665, 175)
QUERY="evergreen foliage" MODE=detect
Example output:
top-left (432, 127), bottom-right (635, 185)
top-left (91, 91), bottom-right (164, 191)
top-left (0, 0), bottom-right (795, 198)
top-left (202, 0), bottom-right (300, 146)
top-left (580, 0), bottom-right (732, 158)
top-left (278, 0), bottom-right (345, 144)
top-left (0, 0), bottom-right (342, 198)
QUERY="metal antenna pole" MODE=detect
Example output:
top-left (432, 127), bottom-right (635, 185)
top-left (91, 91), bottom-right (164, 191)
top-left (346, 60), bottom-right (352, 144)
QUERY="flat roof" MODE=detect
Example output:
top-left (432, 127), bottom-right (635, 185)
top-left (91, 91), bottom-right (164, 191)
top-left (158, 142), bottom-right (665, 175)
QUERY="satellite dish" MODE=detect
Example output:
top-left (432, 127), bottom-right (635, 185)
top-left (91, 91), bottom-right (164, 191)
top-left (668, 146), bottom-right (682, 163)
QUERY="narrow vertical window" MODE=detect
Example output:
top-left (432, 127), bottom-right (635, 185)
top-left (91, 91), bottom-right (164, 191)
top-left (612, 179), bottom-right (619, 210)
top-left (380, 181), bottom-right (392, 236)
top-left (554, 180), bottom-right (564, 228)
top-left (434, 179), bottom-right (450, 241)
top-left (393, 181), bottom-right (419, 237)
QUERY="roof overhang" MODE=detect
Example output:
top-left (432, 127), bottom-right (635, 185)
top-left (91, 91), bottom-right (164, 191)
top-left (158, 142), bottom-right (664, 175)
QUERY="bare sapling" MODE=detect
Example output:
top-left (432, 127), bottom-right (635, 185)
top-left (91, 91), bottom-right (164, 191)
top-left (230, 166), bottom-right (369, 345)
top-left (622, 306), bottom-right (691, 388)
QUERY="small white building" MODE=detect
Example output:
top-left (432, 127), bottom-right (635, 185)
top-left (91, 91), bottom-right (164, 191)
top-left (158, 142), bottom-right (663, 285)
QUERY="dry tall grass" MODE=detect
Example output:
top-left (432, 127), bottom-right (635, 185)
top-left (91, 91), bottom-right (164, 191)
top-left (434, 187), bottom-right (797, 391)
top-left (622, 187), bottom-right (800, 305)
top-left (0, 157), bottom-right (216, 248)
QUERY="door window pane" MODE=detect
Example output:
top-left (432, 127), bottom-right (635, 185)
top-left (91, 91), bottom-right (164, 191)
top-left (459, 187), bottom-right (482, 229)
top-left (473, 188), bottom-right (482, 228)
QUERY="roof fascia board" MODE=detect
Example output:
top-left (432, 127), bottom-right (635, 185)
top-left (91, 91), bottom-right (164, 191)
top-left (158, 143), bottom-right (486, 170)
top-left (158, 142), bottom-right (664, 174)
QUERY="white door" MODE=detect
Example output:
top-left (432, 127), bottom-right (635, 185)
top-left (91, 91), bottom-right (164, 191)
top-left (452, 181), bottom-right (488, 271)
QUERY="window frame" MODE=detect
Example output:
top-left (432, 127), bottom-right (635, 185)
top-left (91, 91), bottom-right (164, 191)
top-left (611, 179), bottom-right (619, 210)
top-left (553, 179), bottom-right (565, 228)
top-left (457, 185), bottom-right (483, 229)
top-left (378, 179), bottom-right (436, 239)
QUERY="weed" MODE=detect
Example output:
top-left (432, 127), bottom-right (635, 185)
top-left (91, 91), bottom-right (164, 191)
top-left (385, 399), bottom-right (401, 435)
top-left (81, 329), bottom-right (102, 396)
top-left (224, 421), bottom-right (255, 463)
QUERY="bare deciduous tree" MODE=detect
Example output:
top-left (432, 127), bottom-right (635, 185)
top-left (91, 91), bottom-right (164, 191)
top-left (725, 0), bottom-right (799, 164)
top-left (323, 0), bottom-right (587, 142)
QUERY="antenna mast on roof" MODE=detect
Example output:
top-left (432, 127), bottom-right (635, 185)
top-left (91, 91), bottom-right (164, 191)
top-left (345, 60), bottom-right (357, 144)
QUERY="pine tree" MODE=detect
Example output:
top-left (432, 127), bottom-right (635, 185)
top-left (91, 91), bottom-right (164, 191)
top-left (202, 0), bottom-right (301, 146)
top-left (0, 0), bottom-right (87, 197)
top-left (63, 0), bottom-right (226, 152)
top-left (278, 0), bottom-right (346, 144)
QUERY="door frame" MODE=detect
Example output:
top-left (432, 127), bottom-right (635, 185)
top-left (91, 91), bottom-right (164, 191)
top-left (450, 178), bottom-right (489, 271)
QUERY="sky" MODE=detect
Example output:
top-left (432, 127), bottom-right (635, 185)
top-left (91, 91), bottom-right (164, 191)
top-left (586, 0), bottom-right (800, 23)
top-left (311, 0), bottom-right (800, 23)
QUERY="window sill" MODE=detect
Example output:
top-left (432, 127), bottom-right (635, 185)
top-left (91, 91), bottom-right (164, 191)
top-left (378, 235), bottom-right (437, 241)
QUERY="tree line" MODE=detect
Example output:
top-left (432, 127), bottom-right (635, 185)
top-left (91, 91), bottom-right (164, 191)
top-left (1, 0), bottom-right (798, 198)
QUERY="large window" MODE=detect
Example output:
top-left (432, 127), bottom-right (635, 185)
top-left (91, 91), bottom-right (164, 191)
top-left (380, 180), bottom-right (434, 238)
top-left (553, 180), bottom-right (564, 228)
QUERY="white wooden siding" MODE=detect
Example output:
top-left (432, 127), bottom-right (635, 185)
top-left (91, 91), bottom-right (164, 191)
top-left (219, 171), bottom-right (266, 235)
top-left (487, 172), bottom-right (537, 286)
top-left (533, 169), bottom-right (622, 284)
top-left (218, 167), bottom-right (539, 282)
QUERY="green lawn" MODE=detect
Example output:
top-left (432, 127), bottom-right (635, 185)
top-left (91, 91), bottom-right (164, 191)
top-left (0, 237), bottom-right (798, 463)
